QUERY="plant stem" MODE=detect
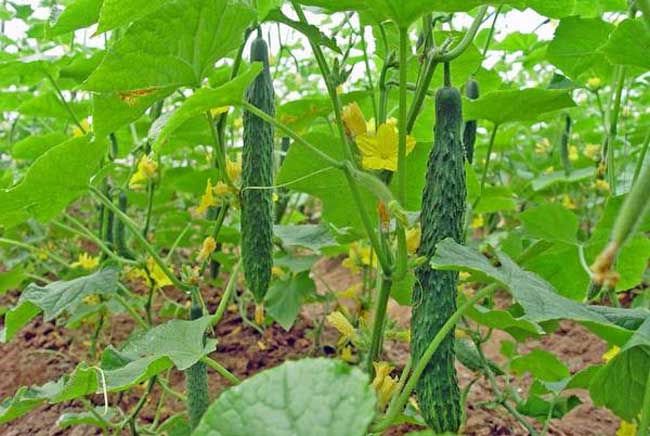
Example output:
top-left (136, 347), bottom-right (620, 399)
top-left (359, 22), bottom-right (378, 121)
top-left (372, 284), bottom-right (496, 432)
top-left (474, 124), bottom-right (500, 209)
top-left (89, 185), bottom-right (191, 292)
top-left (0, 237), bottom-right (70, 267)
top-left (141, 179), bottom-right (155, 238)
top-left (604, 66), bottom-right (627, 193)
top-left (639, 364), bottom-right (650, 436)
top-left (113, 291), bottom-right (148, 330)
top-left (210, 260), bottom-right (241, 326)
top-left (201, 356), bottom-right (241, 385)
top-left (633, 128), bottom-right (650, 184)
top-left (397, 26), bottom-right (409, 206)
top-left (46, 72), bottom-right (86, 133)
top-left (365, 274), bottom-right (393, 374)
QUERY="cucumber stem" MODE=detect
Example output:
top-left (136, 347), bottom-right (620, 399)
top-left (639, 364), bottom-right (650, 436)
top-left (397, 26), bottom-right (409, 206)
top-left (366, 274), bottom-right (393, 375)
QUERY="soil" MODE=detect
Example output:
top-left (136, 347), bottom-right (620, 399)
top-left (0, 258), bottom-right (620, 436)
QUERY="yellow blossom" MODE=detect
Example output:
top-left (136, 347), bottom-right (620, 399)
top-left (72, 119), bottom-right (91, 137)
top-left (327, 311), bottom-right (358, 342)
top-left (82, 294), bottom-right (101, 305)
top-left (226, 156), bottom-right (242, 182)
top-left (257, 340), bottom-right (267, 350)
top-left (562, 194), bottom-right (576, 210)
top-left (356, 123), bottom-right (416, 171)
top-left (210, 106), bottom-right (230, 117)
top-left (340, 345), bottom-right (357, 363)
top-left (214, 181), bottom-right (231, 197)
top-left (569, 145), bottom-right (579, 162)
top-left (544, 166), bottom-right (555, 174)
top-left (584, 143), bottom-right (600, 160)
top-left (471, 215), bottom-right (484, 229)
top-left (602, 345), bottom-right (620, 363)
top-left (129, 155), bottom-right (158, 188)
top-left (587, 77), bottom-right (602, 90)
top-left (233, 117), bottom-right (243, 129)
top-left (595, 179), bottom-right (610, 192)
top-left (535, 138), bottom-right (551, 155)
top-left (406, 226), bottom-right (421, 254)
top-left (342, 242), bottom-right (376, 272)
top-left (272, 192), bottom-right (279, 202)
top-left (196, 179), bottom-right (217, 214)
top-left (335, 284), bottom-right (361, 300)
top-left (71, 253), bottom-right (100, 270)
top-left (271, 266), bottom-right (286, 279)
top-left (342, 102), bottom-right (367, 137)
top-left (455, 329), bottom-right (469, 339)
top-left (255, 304), bottom-right (265, 325)
top-left (372, 362), bottom-right (398, 409)
top-left (37, 249), bottom-right (49, 260)
top-left (616, 420), bottom-right (637, 436)
top-left (459, 271), bottom-right (471, 281)
top-left (197, 236), bottom-right (217, 263)
top-left (146, 257), bottom-right (172, 288)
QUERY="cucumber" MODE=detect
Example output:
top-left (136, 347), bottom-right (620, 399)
top-left (462, 78), bottom-right (479, 163)
top-left (114, 192), bottom-right (133, 259)
top-left (185, 303), bottom-right (209, 429)
top-left (241, 33), bottom-right (275, 304)
top-left (411, 64), bottom-right (465, 433)
top-left (560, 114), bottom-right (572, 176)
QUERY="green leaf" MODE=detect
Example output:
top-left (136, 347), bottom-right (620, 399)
top-left (150, 64), bottom-right (262, 151)
top-left (97, 0), bottom-right (174, 34)
top-left (49, 0), bottom-right (102, 36)
top-left (265, 271), bottom-right (317, 330)
top-left (430, 239), bottom-right (640, 345)
top-left (265, 9), bottom-right (341, 53)
top-left (463, 89), bottom-right (576, 125)
top-left (391, 271), bottom-right (415, 306)
top-left (546, 17), bottom-right (614, 79)
top-left (83, 0), bottom-right (256, 92)
top-left (12, 132), bottom-right (68, 160)
top-left (511, 348), bottom-right (570, 381)
top-left (1, 268), bottom-right (119, 342)
top-left (464, 303), bottom-right (543, 341)
top-left (0, 135), bottom-right (106, 228)
top-left (589, 318), bottom-right (650, 421)
top-left (273, 224), bottom-right (338, 252)
top-left (194, 358), bottom-right (376, 436)
top-left (0, 267), bottom-right (26, 295)
top-left (516, 394), bottom-right (581, 420)
top-left (602, 18), bottom-right (650, 70)
top-left (531, 167), bottom-right (595, 191)
top-left (277, 132), bottom-right (375, 233)
top-left (520, 203), bottom-right (578, 245)
top-left (17, 92), bottom-right (90, 120)
top-left (101, 316), bottom-right (216, 390)
top-left (522, 242), bottom-right (589, 300)
top-left (57, 407), bottom-right (116, 430)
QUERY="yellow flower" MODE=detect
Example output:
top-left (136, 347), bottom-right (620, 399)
top-left (535, 138), bottom-right (551, 155)
top-left (271, 266), bottom-right (286, 279)
top-left (214, 181), bottom-right (231, 197)
top-left (356, 123), bottom-right (416, 171)
top-left (342, 242), bottom-right (376, 273)
top-left (327, 311), bottom-right (358, 342)
top-left (562, 194), bottom-right (576, 210)
top-left (196, 179), bottom-right (217, 214)
top-left (587, 77), bottom-right (602, 90)
top-left (210, 106), bottom-right (230, 117)
top-left (129, 155), bottom-right (158, 188)
top-left (595, 179), bottom-right (610, 192)
top-left (471, 215), bottom-right (484, 229)
top-left (459, 271), bottom-right (471, 281)
top-left (544, 166), bottom-right (555, 174)
top-left (255, 304), bottom-right (265, 325)
top-left (226, 155), bottom-right (242, 183)
top-left (257, 340), bottom-right (267, 350)
top-left (233, 117), bottom-right (243, 129)
top-left (372, 362), bottom-right (398, 409)
top-left (584, 143), bottom-right (600, 160)
top-left (602, 345), bottom-right (620, 363)
top-left (342, 102), bottom-right (367, 137)
top-left (82, 294), bottom-right (101, 305)
top-left (616, 421), bottom-right (637, 436)
top-left (340, 345), bottom-right (357, 363)
top-left (406, 226), bottom-right (421, 254)
top-left (455, 329), bottom-right (469, 339)
top-left (197, 236), bottom-right (217, 263)
top-left (72, 119), bottom-right (91, 137)
top-left (72, 253), bottom-right (99, 270)
top-left (569, 145), bottom-right (579, 162)
top-left (335, 284), bottom-right (361, 300)
top-left (146, 257), bottom-right (172, 288)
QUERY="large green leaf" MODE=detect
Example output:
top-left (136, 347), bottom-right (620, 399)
top-left (590, 318), bottom-right (650, 421)
top-left (510, 348), bottom-right (570, 382)
top-left (97, 0), bottom-right (175, 33)
top-left (151, 64), bottom-right (262, 151)
top-left (83, 0), bottom-right (255, 92)
top-left (100, 316), bottom-right (216, 390)
top-left (0, 268), bottom-right (119, 342)
top-left (463, 89), bottom-right (576, 125)
top-left (273, 224), bottom-right (338, 252)
top-left (430, 238), bottom-right (647, 345)
top-left (49, 0), bottom-right (102, 36)
top-left (0, 136), bottom-right (105, 228)
top-left (194, 358), bottom-right (376, 436)
top-left (12, 132), bottom-right (68, 160)
top-left (265, 271), bottom-right (317, 330)
top-left (602, 18), bottom-right (650, 70)
top-left (546, 17), bottom-right (614, 79)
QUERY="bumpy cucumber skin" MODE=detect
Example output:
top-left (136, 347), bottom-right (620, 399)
top-left (114, 192), bottom-right (133, 259)
top-left (241, 36), bottom-right (275, 303)
top-left (185, 304), bottom-right (210, 429)
top-left (560, 114), bottom-right (572, 176)
top-left (412, 85), bottom-right (465, 433)
top-left (462, 78), bottom-right (479, 163)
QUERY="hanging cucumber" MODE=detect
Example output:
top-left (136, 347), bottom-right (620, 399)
top-left (241, 32), bottom-right (275, 306)
top-left (185, 302), bottom-right (209, 429)
top-left (462, 78), bottom-right (479, 163)
top-left (560, 113), bottom-right (572, 176)
top-left (114, 192), bottom-right (133, 259)
top-left (411, 63), bottom-right (465, 433)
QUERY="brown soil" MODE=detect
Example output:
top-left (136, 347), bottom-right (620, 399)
top-left (0, 260), bottom-right (620, 436)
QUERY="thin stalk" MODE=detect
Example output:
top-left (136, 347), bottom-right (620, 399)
top-left (90, 185), bottom-right (191, 292)
top-left (476, 6), bottom-right (502, 71)
top-left (365, 274), bottom-right (394, 374)
top-left (142, 180), bottom-right (155, 238)
top-left (639, 364), bottom-right (650, 436)
top-left (475, 124), bottom-right (499, 206)
top-left (201, 356), bottom-right (241, 385)
top-left (119, 376), bottom-right (157, 432)
top-left (46, 72), bottom-right (86, 133)
top-left (359, 21), bottom-right (378, 121)
top-left (633, 129), bottom-right (650, 184)
top-left (372, 284), bottom-right (497, 432)
top-left (210, 260), bottom-right (241, 326)
top-left (0, 237), bottom-right (70, 267)
top-left (397, 26), bottom-right (409, 206)
top-left (113, 291), bottom-right (148, 330)
top-left (604, 66), bottom-right (627, 192)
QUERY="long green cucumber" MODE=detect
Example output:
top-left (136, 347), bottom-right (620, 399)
top-left (560, 114), bottom-right (572, 176)
top-left (241, 33), bottom-right (275, 304)
top-left (185, 303), bottom-right (210, 429)
top-left (411, 64), bottom-right (465, 433)
top-left (462, 78), bottom-right (479, 163)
